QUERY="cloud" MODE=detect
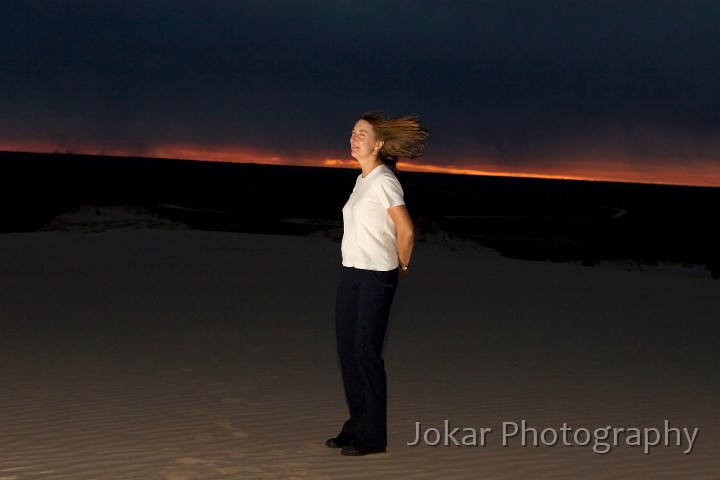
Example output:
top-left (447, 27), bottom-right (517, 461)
top-left (1, 1), bottom-right (719, 183)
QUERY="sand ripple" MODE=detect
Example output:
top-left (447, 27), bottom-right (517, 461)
top-left (1, 231), bottom-right (718, 479)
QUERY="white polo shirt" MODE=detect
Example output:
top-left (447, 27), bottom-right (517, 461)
top-left (341, 164), bottom-right (405, 271)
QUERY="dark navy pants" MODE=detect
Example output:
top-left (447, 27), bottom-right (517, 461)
top-left (335, 266), bottom-right (398, 448)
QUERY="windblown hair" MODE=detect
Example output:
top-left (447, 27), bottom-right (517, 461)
top-left (361, 110), bottom-right (430, 172)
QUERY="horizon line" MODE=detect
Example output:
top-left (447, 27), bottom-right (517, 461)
top-left (1, 147), bottom-right (719, 190)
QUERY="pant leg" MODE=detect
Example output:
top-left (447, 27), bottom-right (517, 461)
top-left (335, 267), bottom-right (398, 448)
top-left (335, 267), bottom-right (364, 437)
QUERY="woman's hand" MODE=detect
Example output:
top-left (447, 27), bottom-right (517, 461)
top-left (388, 205), bottom-right (415, 276)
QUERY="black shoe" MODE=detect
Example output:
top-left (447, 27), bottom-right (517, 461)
top-left (325, 432), bottom-right (355, 448)
top-left (341, 444), bottom-right (387, 456)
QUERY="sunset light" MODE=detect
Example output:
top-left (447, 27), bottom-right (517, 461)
top-left (2, 138), bottom-right (719, 188)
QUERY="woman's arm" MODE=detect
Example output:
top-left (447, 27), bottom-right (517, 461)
top-left (388, 204), bottom-right (415, 274)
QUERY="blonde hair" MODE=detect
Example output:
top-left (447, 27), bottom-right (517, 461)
top-left (361, 110), bottom-right (430, 172)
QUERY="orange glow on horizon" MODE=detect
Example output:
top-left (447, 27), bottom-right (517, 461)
top-left (1, 140), bottom-right (719, 188)
top-left (400, 159), bottom-right (720, 188)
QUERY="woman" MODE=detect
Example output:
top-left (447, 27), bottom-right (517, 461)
top-left (326, 110), bottom-right (429, 456)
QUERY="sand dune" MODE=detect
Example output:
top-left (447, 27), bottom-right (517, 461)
top-left (1, 228), bottom-right (718, 479)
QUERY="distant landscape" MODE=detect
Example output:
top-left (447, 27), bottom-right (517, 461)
top-left (2, 151), bottom-right (719, 277)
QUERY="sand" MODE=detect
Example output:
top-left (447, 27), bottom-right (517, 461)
top-left (1, 226), bottom-right (718, 479)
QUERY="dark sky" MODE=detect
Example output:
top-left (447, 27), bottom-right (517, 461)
top-left (2, 1), bottom-right (719, 185)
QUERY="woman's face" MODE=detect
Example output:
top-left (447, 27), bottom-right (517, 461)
top-left (350, 119), bottom-right (382, 161)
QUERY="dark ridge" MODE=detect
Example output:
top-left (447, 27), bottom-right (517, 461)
top-left (2, 150), bottom-right (719, 275)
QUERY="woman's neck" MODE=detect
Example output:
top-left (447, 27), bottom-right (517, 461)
top-left (360, 157), bottom-right (382, 178)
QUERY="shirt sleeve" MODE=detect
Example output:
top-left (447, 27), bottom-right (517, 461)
top-left (373, 173), bottom-right (405, 209)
